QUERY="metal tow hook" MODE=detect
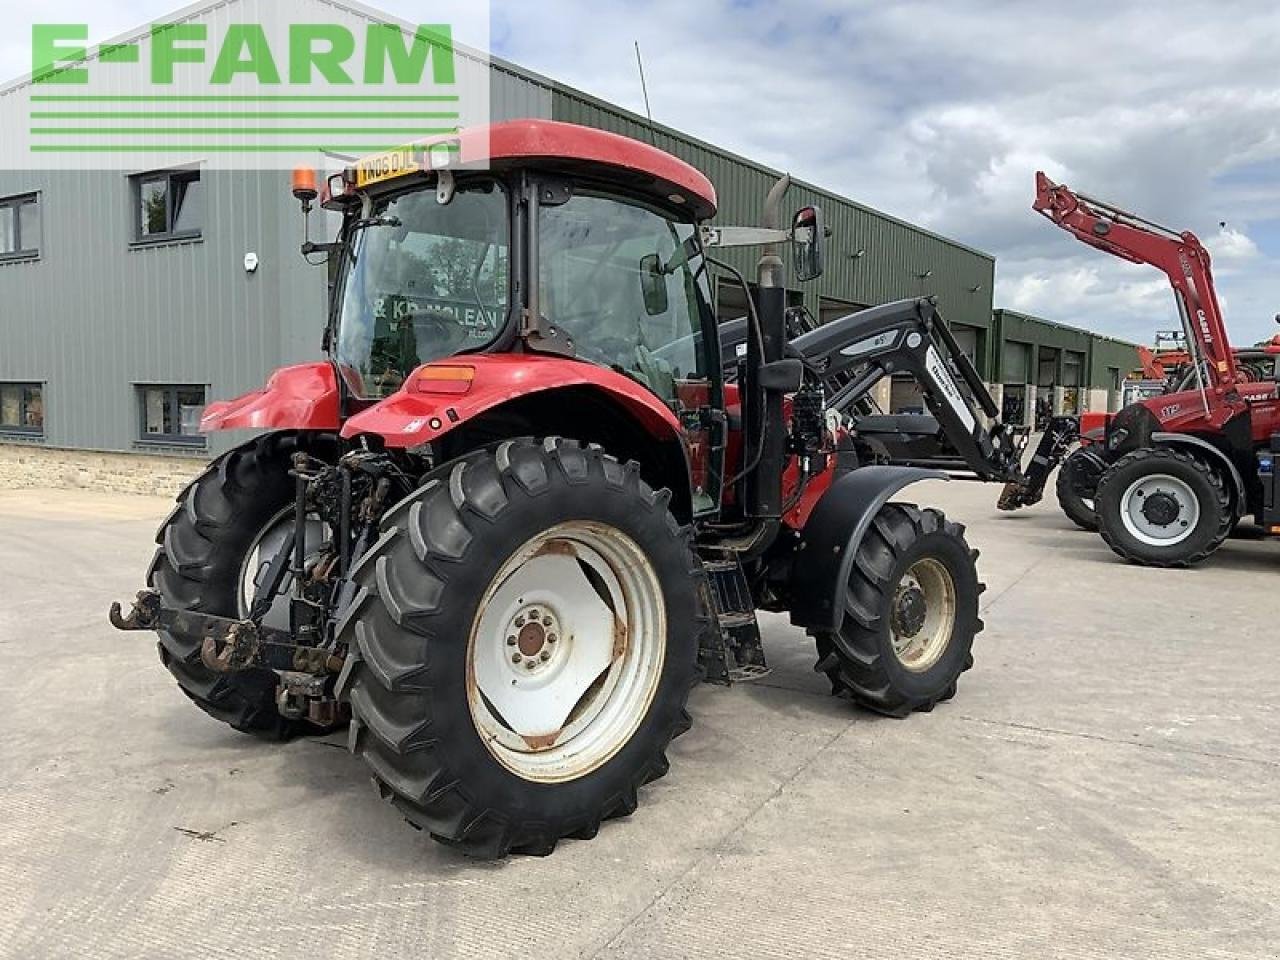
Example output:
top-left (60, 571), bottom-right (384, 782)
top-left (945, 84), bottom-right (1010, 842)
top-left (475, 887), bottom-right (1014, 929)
top-left (108, 590), bottom-right (163, 631)
top-left (200, 622), bottom-right (263, 674)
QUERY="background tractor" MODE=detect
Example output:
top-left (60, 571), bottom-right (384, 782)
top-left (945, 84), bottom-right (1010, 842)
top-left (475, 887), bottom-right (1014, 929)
top-left (112, 120), bottom-right (1032, 857)
top-left (1000, 174), bottom-right (1280, 566)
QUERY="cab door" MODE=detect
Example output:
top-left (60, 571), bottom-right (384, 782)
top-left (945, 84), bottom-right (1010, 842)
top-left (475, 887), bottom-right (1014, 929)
top-left (536, 185), bottom-right (725, 516)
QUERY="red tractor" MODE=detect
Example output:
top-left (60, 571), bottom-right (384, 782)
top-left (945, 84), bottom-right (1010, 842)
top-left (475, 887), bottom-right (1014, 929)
top-left (112, 120), bottom-right (1028, 857)
top-left (1001, 174), bottom-right (1280, 566)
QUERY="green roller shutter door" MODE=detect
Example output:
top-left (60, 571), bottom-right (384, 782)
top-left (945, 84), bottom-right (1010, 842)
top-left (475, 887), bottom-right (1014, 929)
top-left (1002, 341), bottom-right (1030, 383)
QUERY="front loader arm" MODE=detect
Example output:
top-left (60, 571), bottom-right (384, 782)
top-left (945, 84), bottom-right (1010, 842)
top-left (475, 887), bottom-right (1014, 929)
top-left (790, 297), bottom-right (1026, 481)
top-left (1034, 172), bottom-right (1239, 393)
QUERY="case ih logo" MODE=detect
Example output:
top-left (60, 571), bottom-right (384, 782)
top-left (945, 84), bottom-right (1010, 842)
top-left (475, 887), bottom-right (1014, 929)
top-left (1, 0), bottom-right (490, 169)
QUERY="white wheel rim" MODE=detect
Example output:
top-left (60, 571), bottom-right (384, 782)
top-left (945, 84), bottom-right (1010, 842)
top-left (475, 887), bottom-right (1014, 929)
top-left (889, 557), bottom-right (956, 673)
top-left (238, 507), bottom-right (327, 632)
top-left (1118, 473), bottom-right (1200, 547)
top-left (467, 521), bottom-right (666, 783)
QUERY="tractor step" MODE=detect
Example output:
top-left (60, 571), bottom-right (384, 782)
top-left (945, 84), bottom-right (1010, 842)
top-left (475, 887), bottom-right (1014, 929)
top-left (698, 553), bottom-right (767, 685)
top-left (703, 559), bottom-right (740, 573)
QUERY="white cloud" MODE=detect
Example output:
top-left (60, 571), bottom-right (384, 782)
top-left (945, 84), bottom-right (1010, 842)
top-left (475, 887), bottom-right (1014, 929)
top-left (484, 0), bottom-right (1280, 345)
top-left (1207, 225), bottom-right (1261, 263)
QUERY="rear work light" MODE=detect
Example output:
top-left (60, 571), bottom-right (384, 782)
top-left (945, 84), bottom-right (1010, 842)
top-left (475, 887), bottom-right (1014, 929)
top-left (414, 365), bottom-right (475, 395)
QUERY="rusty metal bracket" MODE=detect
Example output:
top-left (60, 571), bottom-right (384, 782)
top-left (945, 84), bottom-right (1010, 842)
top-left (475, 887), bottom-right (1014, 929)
top-left (108, 589), bottom-right (343, 676)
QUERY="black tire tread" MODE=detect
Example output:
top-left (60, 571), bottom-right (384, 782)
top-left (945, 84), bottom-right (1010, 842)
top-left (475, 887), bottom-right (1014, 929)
top-left (338, 438), bottom-right (708, 858)
top-left (149, 430), bottom-right (335, 738)
top-left (1095, 446), bottom-right (1231, 568)
top-left (811, 503), bottom-right (980, 718)
top-left (1056, 453), bottom-right (1099, 532)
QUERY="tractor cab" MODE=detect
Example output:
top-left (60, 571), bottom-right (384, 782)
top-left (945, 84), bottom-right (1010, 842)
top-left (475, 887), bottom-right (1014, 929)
top-left (306, 120), bottom-right (729, 513)
top-left (323, 125), bottom-right (717, 402)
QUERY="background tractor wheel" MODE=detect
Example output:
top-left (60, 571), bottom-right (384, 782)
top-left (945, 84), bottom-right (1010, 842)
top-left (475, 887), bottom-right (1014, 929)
top-left (1094, 447), bottom-right (1231, 567)
top-left (1056, 451), bottom-right (1098, 532)
top-left (337, 438), bottom-right (708, 858)
top-left (149, 431), bottom-right (340, 738)
top-left (812, 504), bottom-right (981, 717)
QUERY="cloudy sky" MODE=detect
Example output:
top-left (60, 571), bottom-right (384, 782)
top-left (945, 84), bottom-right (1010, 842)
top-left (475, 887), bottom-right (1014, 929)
top-left (4, 0), bottom-right (1279, 345)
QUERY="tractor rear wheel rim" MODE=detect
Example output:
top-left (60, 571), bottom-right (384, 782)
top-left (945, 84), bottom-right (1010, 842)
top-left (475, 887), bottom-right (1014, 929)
top-left (237, 506), bottom-right (327, 632)
top-left (1119, 473), bottom-right (1199, 547)
top-left (467, 521), bottom-right (666, 783)
top-left (889, 557), bottom-right (956, 673)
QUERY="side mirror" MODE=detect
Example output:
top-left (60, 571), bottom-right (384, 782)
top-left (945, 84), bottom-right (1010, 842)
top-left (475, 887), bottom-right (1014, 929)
top-left (791, 205), bottom-right (825, 282)
top-left (640, 254), bottom-right (670, 316)
top-left (758, 358), bottom-right (804, 394)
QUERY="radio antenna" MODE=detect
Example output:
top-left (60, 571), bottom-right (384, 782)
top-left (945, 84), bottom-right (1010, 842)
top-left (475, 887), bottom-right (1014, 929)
top-left (634, 41), bottom-right (656, 145)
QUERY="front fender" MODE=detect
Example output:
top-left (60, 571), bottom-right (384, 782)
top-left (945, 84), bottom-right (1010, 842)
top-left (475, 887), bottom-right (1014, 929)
top-left (1151, 432), bottom-right (1247, 513)
top-left (200, 362), bottom-right (341, 433)
top-left (788, 466), bottom-right (946, 632)
top-left (340, 354), bottom-right (683, 448)
top-left (1063, 446), bottom-right (1108, 499)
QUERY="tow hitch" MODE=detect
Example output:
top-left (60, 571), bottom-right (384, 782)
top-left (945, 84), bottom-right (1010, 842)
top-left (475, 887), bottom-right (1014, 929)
top-left (109, 589), bottom-right (344, 675)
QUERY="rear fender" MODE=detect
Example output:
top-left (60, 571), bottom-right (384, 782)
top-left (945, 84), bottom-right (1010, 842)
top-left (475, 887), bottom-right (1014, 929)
top-left (788, 466), bottom-right (946, 632)
top-left (200, 362), bottom-right (341, 433)
top-left (340, 355), bottom-right (682, 448)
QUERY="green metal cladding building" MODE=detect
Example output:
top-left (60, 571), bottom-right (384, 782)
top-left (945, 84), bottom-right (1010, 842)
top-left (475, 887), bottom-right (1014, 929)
top-left (0, 2), bottom-right (1134, 458)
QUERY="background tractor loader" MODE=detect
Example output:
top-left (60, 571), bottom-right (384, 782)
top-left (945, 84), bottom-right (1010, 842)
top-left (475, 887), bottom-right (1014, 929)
top-left (999, 174), bottom-right (1280, 567)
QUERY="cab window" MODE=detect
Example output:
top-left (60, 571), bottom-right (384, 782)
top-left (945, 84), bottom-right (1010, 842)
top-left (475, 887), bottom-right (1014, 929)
top-left (539, 192), bottom-right (709, 404)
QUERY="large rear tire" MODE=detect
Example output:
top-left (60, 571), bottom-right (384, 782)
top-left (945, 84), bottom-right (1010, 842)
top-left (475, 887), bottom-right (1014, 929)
top-left (1094, 447), bottom-right (1231, 567)
top-left (149, 431), bottom-right (340, 738)
top-left (812, 504), bottom-right (981, 717)
top-left (1056, 450), bottom-right (1098, 531)
top-left (336, 438), bottom-right (707, 858)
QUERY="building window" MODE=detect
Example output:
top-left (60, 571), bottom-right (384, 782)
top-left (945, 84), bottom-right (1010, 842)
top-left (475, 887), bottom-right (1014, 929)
top-left (0, 382), bottom-right (44, 435)
top-left (0, 194), bottom-right (40, 260)
top-left (131, 170), bottom-right (202, 244)
top-left (138, 385), bottom-right (206, 444)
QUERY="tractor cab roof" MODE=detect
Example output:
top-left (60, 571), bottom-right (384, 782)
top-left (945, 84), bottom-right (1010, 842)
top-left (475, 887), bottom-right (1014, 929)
top-left (353, 119), bottom-right (718, 221)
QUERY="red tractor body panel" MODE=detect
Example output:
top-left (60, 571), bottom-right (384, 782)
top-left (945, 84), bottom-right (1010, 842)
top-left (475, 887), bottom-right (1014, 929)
top-left (1135, 381), bottom-right (1280, 439)
top-left (339, 355), bottom-right (684, 448)
top-left (411, 120), bottom-right (718, 220)
top-left (200, 362), bottom-right (341, 434)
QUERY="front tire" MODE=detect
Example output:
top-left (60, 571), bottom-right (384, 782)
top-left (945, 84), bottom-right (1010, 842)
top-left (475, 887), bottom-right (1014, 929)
top-left (337, 438), bottom-right (707, 858)
top-left (812, 504), bottom-right (981, 717)
top-left (1056, 450), bottom-right (1098, 531)
top-left (1094, 447), bottom-right (1231, 567)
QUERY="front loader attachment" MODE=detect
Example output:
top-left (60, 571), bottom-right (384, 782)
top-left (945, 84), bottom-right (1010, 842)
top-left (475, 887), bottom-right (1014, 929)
top-left (996, 416), bottom-right (1080, 510)
top-left (790, 297), bottom-right (1028, 482)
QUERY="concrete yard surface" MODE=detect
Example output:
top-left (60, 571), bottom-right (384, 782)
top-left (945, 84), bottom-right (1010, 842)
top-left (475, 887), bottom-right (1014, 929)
top-left (0, 480), bottom-right (1276, 959)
